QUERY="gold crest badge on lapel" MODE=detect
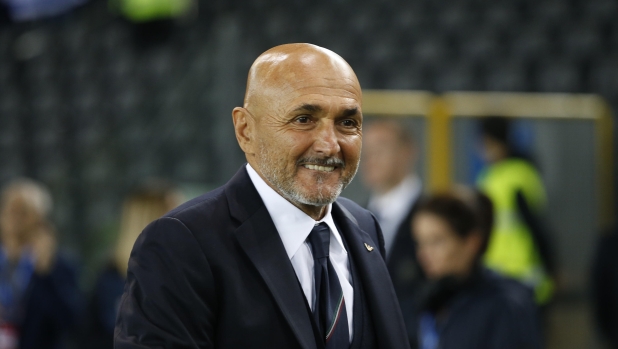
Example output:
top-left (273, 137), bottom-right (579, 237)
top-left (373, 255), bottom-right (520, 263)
top-left (364, 243), bottom-right (374, 252)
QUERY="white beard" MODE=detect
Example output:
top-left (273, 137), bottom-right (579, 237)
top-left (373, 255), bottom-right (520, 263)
top-left (256, 142), bottom-right (357, 206)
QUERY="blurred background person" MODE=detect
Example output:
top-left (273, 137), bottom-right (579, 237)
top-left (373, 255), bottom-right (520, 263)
top-left (406, 188), bottom-right (542, 349)
top-left (476, 116), bottom-right (556, 306)
top-left (361, 119), bottom-right (425, 304)
top-left (591, 226), bottom-right (618, 348)
top-left (0, 179), bottom-right (81, 349)
top-left (84, 180), bottom-right (182, 349)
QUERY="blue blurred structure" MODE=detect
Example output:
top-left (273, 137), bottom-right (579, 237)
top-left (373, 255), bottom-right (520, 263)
top-left (1, 0), bottom-right (87, 21)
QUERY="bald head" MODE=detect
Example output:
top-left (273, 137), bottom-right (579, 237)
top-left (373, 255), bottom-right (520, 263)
top-left (243, 43), bottom-right (361, 113)
top-left (232, 43), bottom-right (363, 220)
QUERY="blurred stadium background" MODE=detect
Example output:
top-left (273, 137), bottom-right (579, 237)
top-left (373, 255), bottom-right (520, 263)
top-left (0, 0), bottom-right (616, 347)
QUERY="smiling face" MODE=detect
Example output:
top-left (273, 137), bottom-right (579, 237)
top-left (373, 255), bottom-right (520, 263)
top-left (233, 44), bottom-right (362, 219)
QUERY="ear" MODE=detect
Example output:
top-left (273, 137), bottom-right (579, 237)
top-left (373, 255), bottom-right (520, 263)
top-left (232, 107), bottom-right (256, 155)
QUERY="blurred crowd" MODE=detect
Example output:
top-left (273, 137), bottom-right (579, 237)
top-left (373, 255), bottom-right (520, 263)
top-left (0, 178), bottom-right (182, 349)
top-left (0, 115), bottom-right (613, 349)
top-left (362, 117), bottom-right (553, 349)
top-left (0, 179), bottom-right (80, 348)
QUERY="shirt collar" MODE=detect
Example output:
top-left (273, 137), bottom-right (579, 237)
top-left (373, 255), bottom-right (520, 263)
top-left (246, 164), bottom-right (345, 259)
top-left (368, 174), bottom-right (422, 221)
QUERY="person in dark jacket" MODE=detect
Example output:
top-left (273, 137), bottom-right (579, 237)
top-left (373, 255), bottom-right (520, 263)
top-left (404, 188), bottom-right (542, 349)
top-left (85, 180), bottom-right (182, 349)
top-left (0, 179), bottom-right (81, 349)
top-left (361, 119), bottom-right (426, 343)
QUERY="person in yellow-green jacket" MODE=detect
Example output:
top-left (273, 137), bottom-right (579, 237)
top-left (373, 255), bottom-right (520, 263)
top-left (476, 116), bottom-right (556, 306)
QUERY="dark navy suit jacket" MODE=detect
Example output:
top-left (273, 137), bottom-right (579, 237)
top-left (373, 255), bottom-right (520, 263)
top-left (115, 166), bottom-right (410, 349)
top-left (403, 268), bottom-right (542, 349)
top-left (386, 198), bottom-right (424, 304)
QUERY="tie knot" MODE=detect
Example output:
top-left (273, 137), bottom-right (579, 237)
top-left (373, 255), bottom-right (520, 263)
top-left (308, 222), bottom-right (331, 260)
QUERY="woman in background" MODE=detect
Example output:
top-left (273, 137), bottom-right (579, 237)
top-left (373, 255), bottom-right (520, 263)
top-left (405, 188), bottom-right (542, 349)
top-left (86, 180), bottom-right (182, 349)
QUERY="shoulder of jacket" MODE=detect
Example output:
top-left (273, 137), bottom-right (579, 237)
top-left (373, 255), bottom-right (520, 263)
top-left (336, 197), bottom-right (374, 220)
top-left (165, 186), bottom-right (227, 219)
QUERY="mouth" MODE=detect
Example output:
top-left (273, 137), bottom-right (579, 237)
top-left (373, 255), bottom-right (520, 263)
top-left (302, 164), bottom-right (336, 172)
top-left (298, 156), bottom-right (345, 174)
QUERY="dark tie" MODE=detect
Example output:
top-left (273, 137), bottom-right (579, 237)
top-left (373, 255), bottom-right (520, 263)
top-left (307, 223), bottom-right (350, 349)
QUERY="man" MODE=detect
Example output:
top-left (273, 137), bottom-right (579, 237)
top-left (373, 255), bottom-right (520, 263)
top-left (361, 120), bottom-right (424, 302)
top-left (115, 43), bottom-right (410, 349)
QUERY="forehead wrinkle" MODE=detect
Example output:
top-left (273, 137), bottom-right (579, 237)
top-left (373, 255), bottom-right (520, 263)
top-left (291, 76), bottom-right (362, 99)
top-left (286, 77), bottom-right (362, 102)
top-left (292, 85), bottom-right (361, 98)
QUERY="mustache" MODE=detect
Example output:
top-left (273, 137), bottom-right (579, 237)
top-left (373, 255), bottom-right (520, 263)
top-left (297, 156), bottom-right (345, 168)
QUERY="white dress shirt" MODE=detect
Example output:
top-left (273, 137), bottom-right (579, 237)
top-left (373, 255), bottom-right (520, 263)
top-left (246, 164), bottom-right (354, 341)
top-left (367, 174), bottom-right (422, 257)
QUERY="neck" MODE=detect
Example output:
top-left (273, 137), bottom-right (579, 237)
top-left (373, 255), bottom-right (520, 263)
top-left (296, 203), bottom-right (327, 221)
top-left (249, 163), bottom-right (330, 221)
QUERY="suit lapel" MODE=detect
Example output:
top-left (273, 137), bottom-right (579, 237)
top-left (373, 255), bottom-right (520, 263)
top-left (226, 167), bottom-right (317, 349)
top-left (332, 202), bottom-right (410, 349)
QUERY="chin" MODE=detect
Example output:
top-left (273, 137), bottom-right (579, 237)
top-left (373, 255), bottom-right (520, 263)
top-left (296, 189), bottom-right (341, 206)
top-left (291, 183), bottom-right (343, 206)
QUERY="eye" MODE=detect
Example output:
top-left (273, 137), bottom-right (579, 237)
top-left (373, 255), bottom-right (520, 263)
top-left (294, 115), bottom-right (311, 124)
top-left (340, 119), bottom-right (359, 128)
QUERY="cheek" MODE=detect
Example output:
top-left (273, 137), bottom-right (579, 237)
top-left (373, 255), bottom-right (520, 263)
top-left (431, 245), bottom-right (453, 267)
top-left (443, 248), bottom-right (462, 270)
top-left (439, 243), bottom-right (473, 276)
top-left (418, 245), bottom-right (442, 267)
top-left (260, 132), bottom-right (303, 163)
top-left (452, 245), bottom-right (476, 270)
top-left (341, 137), bottom-right (362, 164)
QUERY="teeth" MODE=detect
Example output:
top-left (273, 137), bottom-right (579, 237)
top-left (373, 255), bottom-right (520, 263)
top-left (304, 164), bottom-right (335, 172)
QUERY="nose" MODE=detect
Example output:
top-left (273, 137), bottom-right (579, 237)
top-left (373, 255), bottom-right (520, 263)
top-left (313, 121), bottom-right (341, 156)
